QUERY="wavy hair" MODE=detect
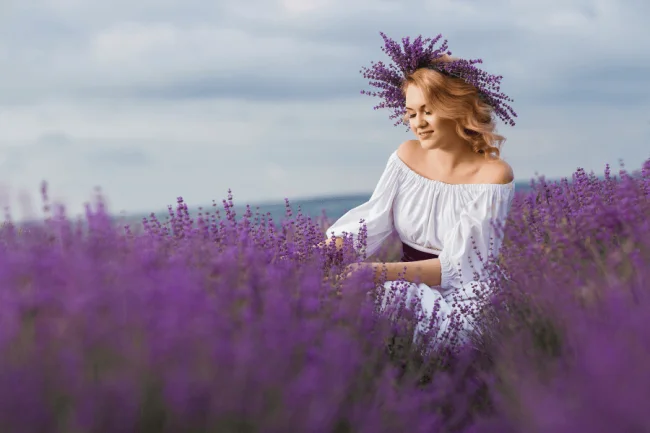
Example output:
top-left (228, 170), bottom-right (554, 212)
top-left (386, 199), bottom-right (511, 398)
top-left (401, 54), bottom-right (506, 158)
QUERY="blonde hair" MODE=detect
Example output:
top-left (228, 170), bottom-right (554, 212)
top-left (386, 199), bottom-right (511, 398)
top-left (401, 54), bottom-right (506, 158)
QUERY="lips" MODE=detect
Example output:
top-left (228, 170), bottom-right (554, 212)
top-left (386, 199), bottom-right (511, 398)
top-left (419, 130), bottom-right (434, 136)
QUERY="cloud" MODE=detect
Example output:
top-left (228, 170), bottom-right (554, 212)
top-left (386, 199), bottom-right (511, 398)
top-left (0, 0), bottom-right (648, 221)
top-left (85, 147), bottom-right (151, 167)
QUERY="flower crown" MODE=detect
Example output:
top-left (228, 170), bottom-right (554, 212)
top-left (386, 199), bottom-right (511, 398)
top-left (360, 32), bottom-right (517, 130)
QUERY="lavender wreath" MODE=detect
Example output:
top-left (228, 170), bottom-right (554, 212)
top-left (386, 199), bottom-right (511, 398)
top-left (360, 32), bottom-right (517, 130)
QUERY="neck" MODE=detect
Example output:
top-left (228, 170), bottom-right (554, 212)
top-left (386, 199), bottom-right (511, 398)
top-left (422, 139), bottom-right (479, 174)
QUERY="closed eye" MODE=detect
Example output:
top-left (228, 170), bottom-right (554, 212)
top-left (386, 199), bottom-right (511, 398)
top-left (409, 111), bottom-right (431, 118)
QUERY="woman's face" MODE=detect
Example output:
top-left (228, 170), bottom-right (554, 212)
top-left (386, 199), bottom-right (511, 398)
top-left (404, 84), bottom-right (462, 150)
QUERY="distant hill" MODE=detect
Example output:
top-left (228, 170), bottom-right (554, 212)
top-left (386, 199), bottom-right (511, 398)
top-left (17, 177), bottom-right (613, 230)
top-left (109, 180), bottom-right (536, 229)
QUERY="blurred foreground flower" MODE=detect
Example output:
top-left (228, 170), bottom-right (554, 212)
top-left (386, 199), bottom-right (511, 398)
top-left (0, 157), bottom-right (648, 432)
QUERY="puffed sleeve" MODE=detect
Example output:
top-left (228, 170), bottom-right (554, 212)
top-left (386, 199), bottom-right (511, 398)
top-left (324, 154), bottom-right (401, 258)
top-left (438, 185), bottom-right (515, 294)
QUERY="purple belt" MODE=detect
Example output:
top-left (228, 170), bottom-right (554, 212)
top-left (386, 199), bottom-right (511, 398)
top-left (401, 242), bottom-right (438, 262)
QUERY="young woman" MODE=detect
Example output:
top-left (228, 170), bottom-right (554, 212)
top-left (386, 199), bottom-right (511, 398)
top-left (322, 33), bottom-right (517, 347)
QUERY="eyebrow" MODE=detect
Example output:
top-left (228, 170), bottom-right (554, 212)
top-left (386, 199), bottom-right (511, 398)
top-left (405, 104), bottom-right (427, 111)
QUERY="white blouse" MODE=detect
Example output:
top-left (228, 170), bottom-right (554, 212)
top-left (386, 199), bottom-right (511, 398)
top-left (325, 150), bottom-right (515, 294)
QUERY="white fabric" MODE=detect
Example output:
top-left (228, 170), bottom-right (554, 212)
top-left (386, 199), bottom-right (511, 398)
top-left (325, 151), bottom-right (515, 346)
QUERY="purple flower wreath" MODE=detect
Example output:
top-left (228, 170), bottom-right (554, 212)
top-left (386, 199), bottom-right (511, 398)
top-left (360, 32), bottom-right (517, 130)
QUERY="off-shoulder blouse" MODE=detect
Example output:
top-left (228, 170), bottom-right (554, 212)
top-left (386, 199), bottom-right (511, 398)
top-left (325, 150), bottom-right (515, 292)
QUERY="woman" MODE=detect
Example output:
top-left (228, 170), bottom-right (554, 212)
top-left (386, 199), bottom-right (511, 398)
top-left (322, 32), bottom-right (517, 348)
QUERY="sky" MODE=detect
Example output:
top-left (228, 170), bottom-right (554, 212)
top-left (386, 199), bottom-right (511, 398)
top-left (0, 0), bottom-right (649, 221)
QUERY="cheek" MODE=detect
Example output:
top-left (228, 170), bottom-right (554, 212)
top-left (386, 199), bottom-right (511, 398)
top-left (437, 119), bottom-right (455, 132)
top-left (447, 118), bottom-right (458, 128)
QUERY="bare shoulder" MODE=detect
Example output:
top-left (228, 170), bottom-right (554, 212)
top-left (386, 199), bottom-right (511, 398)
top-left (478, 158), bottom-right (514, 184)
top-left (396, 140), bottom-right (420, 163)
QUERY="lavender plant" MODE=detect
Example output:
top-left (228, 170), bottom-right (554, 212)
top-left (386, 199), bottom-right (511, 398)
top-left (471, 159), bottom-right (650, 432)
top-left (0, 185), bottom-right (469, 433)
top-left (0, 155), bottom-right (648, 432)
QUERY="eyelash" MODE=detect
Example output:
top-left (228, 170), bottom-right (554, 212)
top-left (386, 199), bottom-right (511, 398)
top-left (408, 111), bottom-right (431, 118)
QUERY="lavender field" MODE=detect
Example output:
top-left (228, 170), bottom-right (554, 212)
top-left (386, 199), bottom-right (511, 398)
top-left (1, 158), bottom-right (649, 433)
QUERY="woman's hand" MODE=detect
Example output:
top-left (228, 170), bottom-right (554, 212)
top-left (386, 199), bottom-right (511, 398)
top-left (321, 262), bottom-right (368, 285)
top-left (340, 262), bottom-right (377, 281)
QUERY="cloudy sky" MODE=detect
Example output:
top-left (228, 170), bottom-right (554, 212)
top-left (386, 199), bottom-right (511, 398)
top-left (1, 0), bottom-right (649, 221)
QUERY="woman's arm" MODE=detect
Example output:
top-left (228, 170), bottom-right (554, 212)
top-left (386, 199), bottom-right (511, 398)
top-left (347, 259), bottom-right (442, 287)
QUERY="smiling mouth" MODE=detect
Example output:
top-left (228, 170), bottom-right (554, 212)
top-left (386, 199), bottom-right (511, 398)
top-left (419, 131), bottom-right (434, 136)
